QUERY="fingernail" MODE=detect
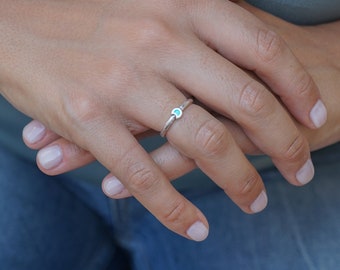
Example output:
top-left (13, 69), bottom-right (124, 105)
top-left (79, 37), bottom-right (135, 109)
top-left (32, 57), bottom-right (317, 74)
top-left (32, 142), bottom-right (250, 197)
top-left (250, 190), bottom-right (268, 213)
top-left (37, 145), bottom-right (62, 170)
top-left (296, 159), bottom-right (314, 185)
top-left (23, 120), bottom-right (46, 144)
top-left (186, 221), bottom-right (209, 242)
top-left (310, 100), bottom-right (327, 128)
top-left (103, 176), bottom-right (125, 196)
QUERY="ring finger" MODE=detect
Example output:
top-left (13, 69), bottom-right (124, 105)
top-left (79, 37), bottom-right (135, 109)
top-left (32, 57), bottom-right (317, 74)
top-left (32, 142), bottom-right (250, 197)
top-left (125, 82), bottom-right (267, 214)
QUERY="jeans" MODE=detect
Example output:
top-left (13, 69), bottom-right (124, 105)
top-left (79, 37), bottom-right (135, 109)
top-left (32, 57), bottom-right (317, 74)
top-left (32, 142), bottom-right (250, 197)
top-left (1, 143), bottom-right (340, 270)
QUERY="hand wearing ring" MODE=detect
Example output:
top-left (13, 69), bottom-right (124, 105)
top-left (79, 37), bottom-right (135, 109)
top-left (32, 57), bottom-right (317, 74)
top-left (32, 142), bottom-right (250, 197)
top-left (15, 0), bottom-right (325, 242)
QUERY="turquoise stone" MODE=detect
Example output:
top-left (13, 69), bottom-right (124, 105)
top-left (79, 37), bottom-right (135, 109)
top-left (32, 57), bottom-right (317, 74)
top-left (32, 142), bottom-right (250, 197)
top-left (171, 108), bottom-right (183, 119)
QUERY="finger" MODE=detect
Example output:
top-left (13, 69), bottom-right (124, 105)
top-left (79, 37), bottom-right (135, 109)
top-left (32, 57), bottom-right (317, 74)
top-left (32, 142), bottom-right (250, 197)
top-left (186, 0), bottom-right (327, 129)
top-left (104, 117), bottom-right (260, 199)
top-left (31, 133), bottom-right (160, 176)
top-left (102, 143), bottom-right (195, 199)
top-left (35, 138), bottom-right (95, 174)
top-left (25, 120), bottom-right (155, 175)
top-left (22, 120), bottom-right (60, 149)
top-left (163, 22), bottom-right (314, 186)
top-left (30, 114), bottom-right (259, 197)
top-left (23, 104), bottom-right (209, 241)
top-left (103, 141), bottom-right (196, 198)
top-left (76, 118), bottom-right (209, 242)
top-left (127, 86), bottom-right (267, 214)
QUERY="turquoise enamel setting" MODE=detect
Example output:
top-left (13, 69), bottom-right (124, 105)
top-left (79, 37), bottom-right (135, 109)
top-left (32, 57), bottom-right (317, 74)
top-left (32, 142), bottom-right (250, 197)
top-left (171, 108), bottom-right (183, 119)
top-left (160, 98), bottom-right (193, 137)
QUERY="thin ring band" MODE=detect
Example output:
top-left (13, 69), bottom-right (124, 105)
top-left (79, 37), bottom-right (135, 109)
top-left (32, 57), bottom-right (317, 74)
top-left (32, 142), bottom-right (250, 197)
top-left (160, 98), bottom-right (193, 137)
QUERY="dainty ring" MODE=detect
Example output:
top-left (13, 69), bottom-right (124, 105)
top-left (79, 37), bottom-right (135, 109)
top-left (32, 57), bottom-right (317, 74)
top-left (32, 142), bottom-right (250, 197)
top-left (160, 98), bottom-right (193, 137)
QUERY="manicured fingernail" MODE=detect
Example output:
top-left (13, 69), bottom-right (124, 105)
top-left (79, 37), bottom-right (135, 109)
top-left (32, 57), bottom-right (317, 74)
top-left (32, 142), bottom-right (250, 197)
top-left (103, 176), bottom-right (125, 196)
top-left (296, 159), bottom-right (314, 185)
top-left (250, 190), bottom-right (268, 213)
top-left (23, 120), bottom-right (46, 144)
top-left (310, 100), bottom-right (327, 128)
top-left (37, 145), bottom-right (62, 170)
top-left (186, 221), bottom-right (209, 242)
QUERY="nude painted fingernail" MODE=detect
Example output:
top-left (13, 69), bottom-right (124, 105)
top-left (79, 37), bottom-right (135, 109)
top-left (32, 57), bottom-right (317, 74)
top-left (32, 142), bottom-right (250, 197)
top-left (296, 159), bottom-right (314, 185)
top-left (187, 221), bottom-right (209, 242)
top-left (250, 190), bottom-right (268, 213)
top-left (23, 120), bottom-right (46, 144)
top-left (37, 145), bottom-right (62, 170)
top-left (310, 100), bottom-right (327, 128)
top-left (103, 176), bottom-right (125, 196)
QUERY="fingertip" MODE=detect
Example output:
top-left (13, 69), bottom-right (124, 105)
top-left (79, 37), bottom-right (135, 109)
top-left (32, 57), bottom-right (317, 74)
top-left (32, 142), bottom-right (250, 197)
top-left (23, 120), bottom-right (46, 146)
top-left (37, 144), bottom-right (63, 171)
top-left (102, 175), bottom-right (126, 198)
top-left (186, 221), bottom-right (209, 241)
top-left (249, 190), bottom-right (268, 213)
top-left (310, 99), bottom-right (327, 129)
top-left (296, 158), bottom-right (315, 185)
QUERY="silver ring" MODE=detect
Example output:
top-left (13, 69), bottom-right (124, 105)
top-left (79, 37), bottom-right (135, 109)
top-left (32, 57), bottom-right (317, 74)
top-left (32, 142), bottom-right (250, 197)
top-left (160, 98), bottom-right (193, 137)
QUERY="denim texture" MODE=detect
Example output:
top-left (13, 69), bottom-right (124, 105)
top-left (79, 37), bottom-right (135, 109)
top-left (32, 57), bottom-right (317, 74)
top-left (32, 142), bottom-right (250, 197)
top-left (247, 0), bottom-right (340, 24)
top-left (1, 143), bottom-right (340, 269)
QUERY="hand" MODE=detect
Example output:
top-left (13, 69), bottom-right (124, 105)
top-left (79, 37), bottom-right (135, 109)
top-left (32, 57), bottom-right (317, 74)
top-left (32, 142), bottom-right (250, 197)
top-left (114, 3), bottom-right (340, 196)
top-left (23, 2), bottom-right (340, 189)
top-left (99, 2), bottom-right (340, 194)
top-left (234, 1), bottom-right (340, 150)
top-left (1, 0), bottom-right (323, 241)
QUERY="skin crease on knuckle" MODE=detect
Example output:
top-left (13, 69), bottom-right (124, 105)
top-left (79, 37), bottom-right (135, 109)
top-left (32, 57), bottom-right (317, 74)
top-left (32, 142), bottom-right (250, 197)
top-left (219, 167), bottom-right (263, 213)
top-left (194, 118), bottom-right (231, 159)
top-left (277, 74), bottom-right (318, 129)
top-left (256, 28), bottom-right (285, 64)
top-left (279, 133), bottom-right (308, 164)
top-left (285, 70), bottom-right (314, 102)
top-left (237, 80), bottom-right (274, 121)
top-left (227, 170), bottom-right (261, 199)
top-left (161, 198), bottom-right (188, 226)
top-left (122, 155), bottom-right (160, 196)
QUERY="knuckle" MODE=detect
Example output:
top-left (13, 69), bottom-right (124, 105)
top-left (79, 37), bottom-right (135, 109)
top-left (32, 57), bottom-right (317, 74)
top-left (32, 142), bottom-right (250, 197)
top-left (224, 171), bottom-right (260, 197)
top-left (281, 134), bottom-right (307, 162)
top-left (64, 94), bottom-right (99, 124)
top-left (238, 81), bottom-right (271, 117)
top-left (238, 172), bottom-right (260, 196)
top-left (132, 17), bottom-right (177, 51)
top-left (290, 71), bottom-right (314, 99)
top-left (161, 199), bottom-right (187, 225)
top-left (256, 29), bottom-right (284, 63)
top-left (195, 119), bottom-right (229, 158)
top-left (125, 160), bottom-right (158, 194)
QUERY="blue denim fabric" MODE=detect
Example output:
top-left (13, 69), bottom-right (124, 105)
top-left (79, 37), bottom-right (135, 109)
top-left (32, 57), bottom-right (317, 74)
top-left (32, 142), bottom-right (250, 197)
top-left (1, 143), bottom-right (340, 270)
top-left (0, 145), bottom-right (128, 269)
top-left (246, 0), bottom-right (340, 25)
